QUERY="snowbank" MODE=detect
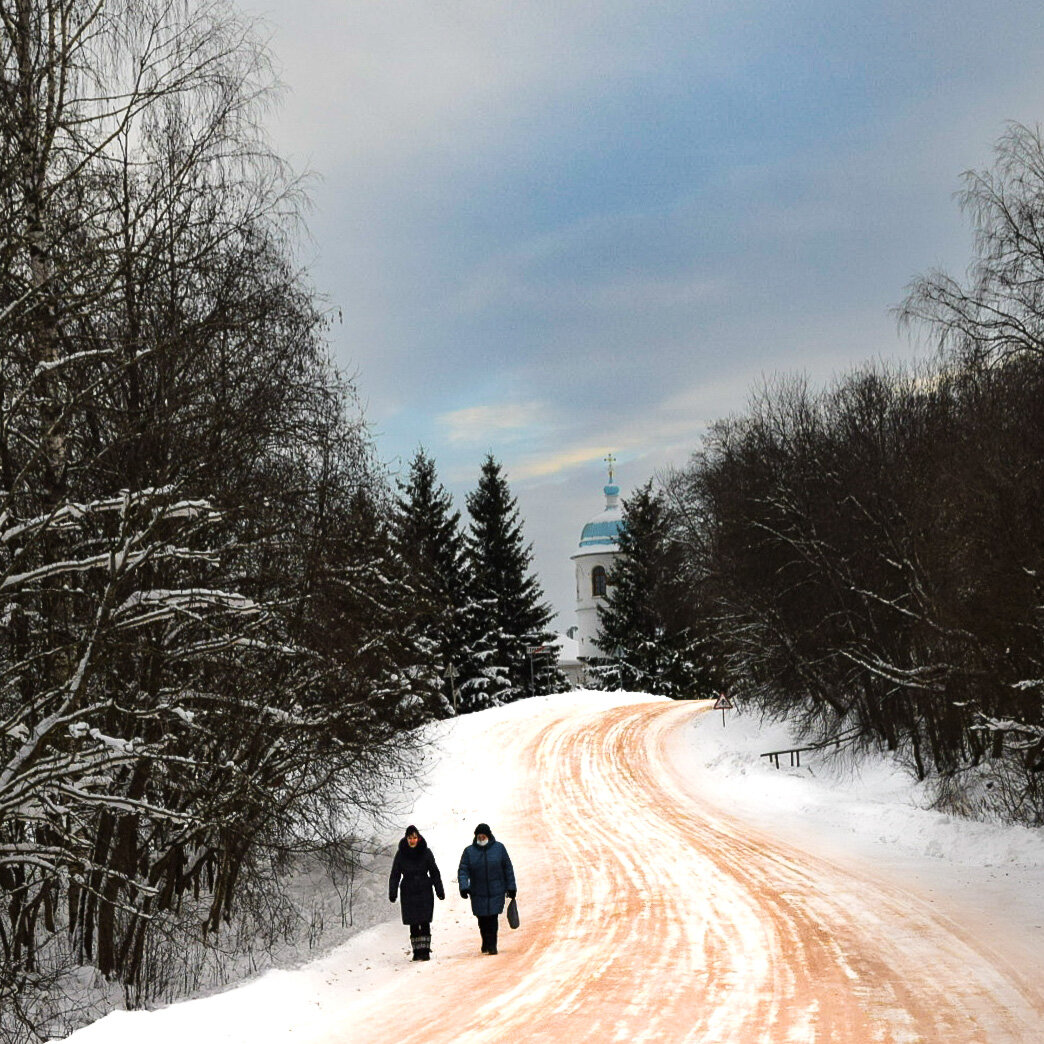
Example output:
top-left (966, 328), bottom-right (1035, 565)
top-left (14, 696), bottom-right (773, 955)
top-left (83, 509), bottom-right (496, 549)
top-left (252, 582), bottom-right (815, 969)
top-left (679, 707), bottom-right (1044, 872)
top-left (60, 691), bottom-right (1044, 1042)
top-left (670, 704), bottom-right (1044, 965)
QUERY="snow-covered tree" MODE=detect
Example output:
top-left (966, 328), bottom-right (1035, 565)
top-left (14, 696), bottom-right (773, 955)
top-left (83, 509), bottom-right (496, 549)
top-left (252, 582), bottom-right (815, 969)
top-left (462, 455), bottom-right (556, 705)
top-left (597, 481), bottom-right (719, 698)
top-left (321, 483), bottom-right (442, 726)
top-left (0, 0), bottom-right (424, 1023)
top-left (393, 448), bottom-right (472, 714)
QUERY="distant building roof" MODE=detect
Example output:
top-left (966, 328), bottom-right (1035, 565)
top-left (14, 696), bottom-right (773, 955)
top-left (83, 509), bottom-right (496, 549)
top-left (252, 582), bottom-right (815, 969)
top-left (553, 632), bottom-right (580, 665)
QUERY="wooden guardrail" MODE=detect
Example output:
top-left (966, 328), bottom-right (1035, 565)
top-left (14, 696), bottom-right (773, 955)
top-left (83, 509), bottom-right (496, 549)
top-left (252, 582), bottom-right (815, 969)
top-left (760, 747), bottom-right (809, 769)
top-left (760, 730), bottom-right (859, 770)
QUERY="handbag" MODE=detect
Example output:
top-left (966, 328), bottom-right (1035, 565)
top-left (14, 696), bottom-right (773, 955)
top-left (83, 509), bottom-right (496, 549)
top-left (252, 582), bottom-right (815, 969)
top-left (506, 897), bottom-right (520, 930)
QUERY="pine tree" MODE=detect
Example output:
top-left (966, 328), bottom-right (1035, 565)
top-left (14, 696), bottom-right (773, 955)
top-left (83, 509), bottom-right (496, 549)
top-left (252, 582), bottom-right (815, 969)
top-left (463, 454), bottom-right (556, 704)
top-left (393, 448), bottom-right (471, 714)
top-left (598, 481), bottom-right (719, 698)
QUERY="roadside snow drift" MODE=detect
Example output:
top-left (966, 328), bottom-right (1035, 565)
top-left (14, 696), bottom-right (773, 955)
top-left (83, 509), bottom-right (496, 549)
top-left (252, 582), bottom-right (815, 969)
top-left (62, 692), bottom-right (1044, 1043)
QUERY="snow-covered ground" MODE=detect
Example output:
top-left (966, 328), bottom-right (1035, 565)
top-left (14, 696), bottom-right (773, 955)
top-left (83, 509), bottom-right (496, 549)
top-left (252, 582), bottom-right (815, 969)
top-left (60, 691), bottom-right (1044, 1042)
top-left (671, 706), bottom-right (1044, 966)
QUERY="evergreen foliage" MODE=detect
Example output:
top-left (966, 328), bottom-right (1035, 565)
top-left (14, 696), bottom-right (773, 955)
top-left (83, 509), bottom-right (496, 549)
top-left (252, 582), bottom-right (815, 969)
top-left (463, 455), bottom-right (558, 705)
top-left (393, 449), bottom-right (471, 715)
top-left (324, 484), bottom-right (443, 727)
top-left (597, 482), bottom-right (720, 698)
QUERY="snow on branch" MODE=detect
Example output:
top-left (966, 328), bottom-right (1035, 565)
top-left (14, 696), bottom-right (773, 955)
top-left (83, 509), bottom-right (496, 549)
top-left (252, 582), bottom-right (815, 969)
top-left (1, 490), bottom-right (220, 545)
top-left (1, 545), bottom-right (220, 590)
top-left (114, 588), bottom-right (260, 621)
top-left (1, 349), bottom-right (119, 423)
top-left (54, 784), bottom-right (191, 824)
top-left (67, 722), bottom-right (137, 754)
top-left (836, 646), bottom-right (946, 690)
top-left (168, 635), bottom-right (311, 660)
top-left (31, 348), bottom-right (117, 378)
top-left (974, 714), bottom-right (1044, 741)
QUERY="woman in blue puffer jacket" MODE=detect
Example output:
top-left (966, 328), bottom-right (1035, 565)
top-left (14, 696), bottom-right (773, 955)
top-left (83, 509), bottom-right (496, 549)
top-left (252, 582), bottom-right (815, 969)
top-left (457, 822), bottom-right (516, 955)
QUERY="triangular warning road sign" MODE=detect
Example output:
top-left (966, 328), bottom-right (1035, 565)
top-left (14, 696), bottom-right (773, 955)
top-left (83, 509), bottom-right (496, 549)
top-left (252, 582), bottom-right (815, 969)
top-left (712, 693), bottom-right (733, 710)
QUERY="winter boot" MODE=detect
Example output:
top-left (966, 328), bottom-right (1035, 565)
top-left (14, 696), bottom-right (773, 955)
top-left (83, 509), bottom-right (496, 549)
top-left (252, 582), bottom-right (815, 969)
top-left (412, 927), bottom-right (431, 961)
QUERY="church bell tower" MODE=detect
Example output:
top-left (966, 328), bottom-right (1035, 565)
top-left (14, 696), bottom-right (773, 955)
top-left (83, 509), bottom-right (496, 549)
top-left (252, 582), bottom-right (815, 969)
top-left (571, 454), bottom-right (623, 662)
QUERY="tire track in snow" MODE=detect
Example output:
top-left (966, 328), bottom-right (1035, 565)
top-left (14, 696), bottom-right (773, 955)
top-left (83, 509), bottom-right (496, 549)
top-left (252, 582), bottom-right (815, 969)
top-left (348, 700), bottom-right (1044, 1043)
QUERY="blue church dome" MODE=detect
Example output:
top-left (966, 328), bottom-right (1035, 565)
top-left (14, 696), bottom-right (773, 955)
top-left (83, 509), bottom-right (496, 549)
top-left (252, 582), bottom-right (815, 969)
top-left (578, 483), bottom-right (623, 550)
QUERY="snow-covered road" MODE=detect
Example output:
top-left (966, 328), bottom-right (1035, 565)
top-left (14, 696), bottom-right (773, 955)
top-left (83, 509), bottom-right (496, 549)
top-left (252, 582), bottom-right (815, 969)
top-left (408, 698), bottom-right (1044, 1043)
top-left (67, 697), bottom-right (1044, 1042)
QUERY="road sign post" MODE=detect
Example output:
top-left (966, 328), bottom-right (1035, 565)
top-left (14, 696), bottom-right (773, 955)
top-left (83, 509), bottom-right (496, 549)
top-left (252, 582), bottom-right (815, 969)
top-left (527, 645), bottom-right (551, 696)
top-left (712, 692), bottom-right (733, 728)
top-left (444, 663), bottom-right (458, 714)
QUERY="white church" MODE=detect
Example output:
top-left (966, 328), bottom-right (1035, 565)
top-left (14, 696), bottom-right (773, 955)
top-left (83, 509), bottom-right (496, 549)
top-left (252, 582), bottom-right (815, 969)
top-left (556, 455), bottom-right (624, 686)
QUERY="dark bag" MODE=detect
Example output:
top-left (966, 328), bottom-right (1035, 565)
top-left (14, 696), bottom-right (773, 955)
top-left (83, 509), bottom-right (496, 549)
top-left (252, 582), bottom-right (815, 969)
top-left (506, 897), bottom-right (520, 930)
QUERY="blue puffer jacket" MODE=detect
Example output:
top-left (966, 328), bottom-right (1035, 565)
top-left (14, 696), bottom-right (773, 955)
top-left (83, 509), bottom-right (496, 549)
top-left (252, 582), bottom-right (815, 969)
top-left (457, 828), bottom-right (516, 917)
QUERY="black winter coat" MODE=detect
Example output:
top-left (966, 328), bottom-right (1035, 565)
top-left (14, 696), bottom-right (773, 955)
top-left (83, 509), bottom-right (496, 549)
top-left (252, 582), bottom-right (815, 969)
top-left (457, 830), bottom-right (516, 918)
top-left (389, 836), bottom-right (445, 924)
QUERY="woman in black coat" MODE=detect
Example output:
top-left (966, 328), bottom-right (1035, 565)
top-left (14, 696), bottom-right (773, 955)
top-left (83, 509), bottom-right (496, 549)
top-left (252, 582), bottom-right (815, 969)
top-left (389, 825), bottom-right (445, 961)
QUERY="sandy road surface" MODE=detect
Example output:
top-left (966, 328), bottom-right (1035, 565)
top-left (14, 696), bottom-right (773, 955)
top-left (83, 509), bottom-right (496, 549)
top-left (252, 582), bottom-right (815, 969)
top-left (344, 699), bottom-right (1044, 1043)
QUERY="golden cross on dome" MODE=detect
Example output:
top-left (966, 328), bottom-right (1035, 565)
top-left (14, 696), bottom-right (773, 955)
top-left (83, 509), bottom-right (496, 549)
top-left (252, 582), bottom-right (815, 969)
top-left (604, 452), bottom-right (616, 483)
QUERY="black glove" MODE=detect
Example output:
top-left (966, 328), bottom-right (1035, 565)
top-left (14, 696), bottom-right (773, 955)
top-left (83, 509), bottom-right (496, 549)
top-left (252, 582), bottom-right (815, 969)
top-left (459, 888), bottom-right (469, 899)
top-left (506, 889), bottom-right (516, 899)
top-left (389, 894), bottom-right (396, 903)
top-left (437, 891), bottom-right (445, 901)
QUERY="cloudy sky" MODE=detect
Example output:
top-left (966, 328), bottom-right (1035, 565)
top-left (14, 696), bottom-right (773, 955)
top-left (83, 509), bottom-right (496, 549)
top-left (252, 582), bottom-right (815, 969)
top-left (238, 0), bottom-right (1042, 623)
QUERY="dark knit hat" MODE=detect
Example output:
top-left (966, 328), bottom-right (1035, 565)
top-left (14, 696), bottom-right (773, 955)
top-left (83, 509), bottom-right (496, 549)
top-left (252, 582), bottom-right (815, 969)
top-left (474, 822), bottom-right (492, 837)
top-left (405, 824), bottom-right (419, 838)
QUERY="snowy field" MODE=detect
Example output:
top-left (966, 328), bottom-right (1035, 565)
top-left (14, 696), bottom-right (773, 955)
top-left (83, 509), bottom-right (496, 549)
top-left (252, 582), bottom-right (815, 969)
top-left (61, 691), bottom-right (1044, 1042)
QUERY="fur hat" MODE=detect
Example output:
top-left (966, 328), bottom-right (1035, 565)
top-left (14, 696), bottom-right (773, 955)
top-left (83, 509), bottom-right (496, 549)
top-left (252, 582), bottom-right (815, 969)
top-left (474, 822), bottom-right (492, 837)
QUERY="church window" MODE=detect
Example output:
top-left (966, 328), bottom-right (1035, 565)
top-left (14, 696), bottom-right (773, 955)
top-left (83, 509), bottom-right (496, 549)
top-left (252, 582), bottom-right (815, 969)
top-left (591, 566), bottom-right (607, 598)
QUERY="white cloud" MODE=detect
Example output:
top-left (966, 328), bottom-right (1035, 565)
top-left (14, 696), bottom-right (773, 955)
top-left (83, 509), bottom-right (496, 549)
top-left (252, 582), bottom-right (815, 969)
top-left (438, 401), bottom-right (547, 444)
top-left (513, 443), bottom-right (616, 480)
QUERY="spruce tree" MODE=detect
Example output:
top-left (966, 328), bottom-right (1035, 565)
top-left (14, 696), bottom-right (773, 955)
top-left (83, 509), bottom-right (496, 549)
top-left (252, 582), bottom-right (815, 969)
top-left (393, 448), bottom-right (471, 714)
top-left (598, 481), bottom-right (719, 698)
top-left (463, 454), bottom-right (556, 704)
top-left (331, 485), bottom-right (442, 726)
